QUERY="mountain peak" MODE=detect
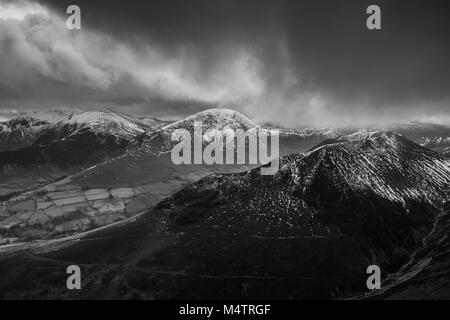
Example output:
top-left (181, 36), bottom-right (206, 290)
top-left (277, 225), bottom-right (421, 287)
top-left (163, 108), bottom-right (257, 131)
top-left (285, 132), bottom-right (450, 206)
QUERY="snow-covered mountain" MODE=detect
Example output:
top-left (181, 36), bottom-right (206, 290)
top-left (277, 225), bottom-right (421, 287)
top-left (416, 136), bottom-right (450, 152)
top-left (134, 108), bottom-right (275, 156)
top-left (0, 109), bottom-right (154, 166)
top-left (153, 108), bottom-right (342, 156)
top-left (290, 131), bottom-right (449, 205)
top-left (0, 109), bottom-right (153, 152)
top-left (0, 109), bottom-right (81, 151)
top-left (163, 108), bottom-right (257, 132)
top-left (0, 115), bottom-right (50, 151)
top-left (51, 110), bottom-right (146, 139)
top-left (388, 122), bottom-right (450, 153)
top-left (169, 108), bottom-right (341, 140)
top-left (265, 121), bottom-right (450, 155)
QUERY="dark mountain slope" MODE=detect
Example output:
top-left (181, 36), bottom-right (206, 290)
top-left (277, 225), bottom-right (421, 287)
top-left (362, 200), bottom-right (450, 299)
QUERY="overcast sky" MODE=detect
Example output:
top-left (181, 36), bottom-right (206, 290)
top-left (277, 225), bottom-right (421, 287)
top-left (0, 0), bottom-right (449, 127)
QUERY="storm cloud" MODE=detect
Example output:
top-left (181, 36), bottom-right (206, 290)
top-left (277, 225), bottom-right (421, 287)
top-left (0, 0), bottom-right (449, 127)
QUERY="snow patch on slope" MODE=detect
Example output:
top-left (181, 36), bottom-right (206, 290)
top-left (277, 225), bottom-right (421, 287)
top-left (62, 110), bottom-right (145, 138)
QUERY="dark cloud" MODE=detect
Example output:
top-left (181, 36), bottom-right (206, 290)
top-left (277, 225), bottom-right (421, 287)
top-left (1, 0), bottom-right (450, 126)
top-left (283, 1), bottom-right (450, 103)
